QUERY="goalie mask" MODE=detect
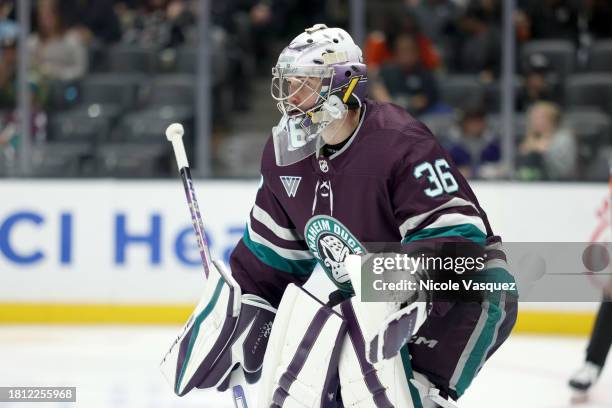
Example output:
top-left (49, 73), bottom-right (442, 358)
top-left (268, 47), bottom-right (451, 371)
top-left (271, 24), bottom-right (368, 166)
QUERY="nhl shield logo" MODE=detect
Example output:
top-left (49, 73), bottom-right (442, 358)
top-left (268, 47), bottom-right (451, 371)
top-left (319, 160), bottom-right (329, 173)
top-left (304, 215), bottom-right (365, 293)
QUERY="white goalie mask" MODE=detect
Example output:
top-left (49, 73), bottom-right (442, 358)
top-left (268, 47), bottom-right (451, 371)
top-left (271, 24), bottom-right (368, 166)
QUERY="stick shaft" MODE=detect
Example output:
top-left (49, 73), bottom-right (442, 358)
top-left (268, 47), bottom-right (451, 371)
top-left (171, 138), bottom-right (189, 170)
top-left (179, 166), bottom-right (212, 278)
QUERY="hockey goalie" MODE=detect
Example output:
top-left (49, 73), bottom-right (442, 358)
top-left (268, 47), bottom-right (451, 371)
top-left (160, 24), bottom-right (517, 407)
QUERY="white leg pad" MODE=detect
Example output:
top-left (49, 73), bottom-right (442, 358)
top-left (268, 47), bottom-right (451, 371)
top-left (257, 284), bottom-right (347, 408)
top-left (338, 299), bottom-right (416, 408)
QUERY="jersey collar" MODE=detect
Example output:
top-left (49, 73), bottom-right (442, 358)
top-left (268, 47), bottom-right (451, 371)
top-left (325, 101), bottom-right (368, 161)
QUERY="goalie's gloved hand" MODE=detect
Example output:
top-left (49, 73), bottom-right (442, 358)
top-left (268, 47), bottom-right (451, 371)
top-left (342, 254), bottom-right (431, 365)
top-left (160, 260), bottom-right (276, 396)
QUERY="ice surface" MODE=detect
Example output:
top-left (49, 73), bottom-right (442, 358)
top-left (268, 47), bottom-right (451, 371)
top-left (0, 326), bottom-right (609, 408)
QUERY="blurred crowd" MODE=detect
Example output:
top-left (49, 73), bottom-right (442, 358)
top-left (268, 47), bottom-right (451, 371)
top-left (367, 0), bottom-right (612, 182)
top-left (0, 0), bottom-right (611, 180)
top-left (0, 0), bottom-right (336, 177)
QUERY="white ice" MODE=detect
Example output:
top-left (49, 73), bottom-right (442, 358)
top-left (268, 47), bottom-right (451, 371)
top-left (0, 326), bottom-right (610, 408)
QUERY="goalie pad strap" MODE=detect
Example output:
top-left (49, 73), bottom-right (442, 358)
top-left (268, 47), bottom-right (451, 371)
top-left (339, 302), bottom-right (422, 408)
top-left (272, 307), bottom-right (333, 406)
top-left (341, 300), bottom-right (394, 408)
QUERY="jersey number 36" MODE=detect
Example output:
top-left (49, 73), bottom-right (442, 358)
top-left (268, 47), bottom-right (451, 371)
top-left (414, 159), bottom-right (458, 197)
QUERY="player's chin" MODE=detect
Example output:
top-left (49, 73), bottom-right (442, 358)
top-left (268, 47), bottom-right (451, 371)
top-left (293, 102), bottom-right (317, 115)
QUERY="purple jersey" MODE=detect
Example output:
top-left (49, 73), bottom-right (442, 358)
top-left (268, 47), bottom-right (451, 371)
top-left (230, 99), bottom-right (494, 306)
top-left (229, 99), bottom-right (516, 401)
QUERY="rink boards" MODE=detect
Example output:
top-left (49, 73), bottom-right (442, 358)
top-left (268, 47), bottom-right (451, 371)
top-left (0, 179), bottom-right (609, 334)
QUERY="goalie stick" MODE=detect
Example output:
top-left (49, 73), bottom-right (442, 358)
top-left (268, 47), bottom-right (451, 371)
top-left (165, 123), bottom-right (251, 408)
top-left (166, 123), bottom-right (213, 278)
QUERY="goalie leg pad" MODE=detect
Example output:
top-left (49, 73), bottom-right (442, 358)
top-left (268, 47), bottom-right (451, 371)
top-left (257, 284), bottom-right (347, 408)
top-left (160, 261), bottom-right (276, 396)
top-left (338, 316), bottom-right (456, 408)
top-left (339, 300), bottom-right (418, 408)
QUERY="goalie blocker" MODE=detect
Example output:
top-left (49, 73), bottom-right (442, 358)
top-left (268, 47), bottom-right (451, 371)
top-left (160, 260), bottom-right (276, 396)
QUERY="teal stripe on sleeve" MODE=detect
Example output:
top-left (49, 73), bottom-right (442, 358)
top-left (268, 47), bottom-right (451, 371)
top-left (402, 223), bottom-right (486, 245)
top-left (476, 267), bottom-right (519, 297)
top-left (242, 226), bottom-right (316, 276)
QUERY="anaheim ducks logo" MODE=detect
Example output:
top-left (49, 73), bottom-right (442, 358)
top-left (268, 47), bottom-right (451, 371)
top-left (304, 215), bottom-right (365, 292)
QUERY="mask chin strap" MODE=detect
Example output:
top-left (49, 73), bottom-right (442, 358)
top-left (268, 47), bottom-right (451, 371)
top-left (310, 95), bottom-right (347, 124)
top-left (312, 95), bottom-right (349, 158)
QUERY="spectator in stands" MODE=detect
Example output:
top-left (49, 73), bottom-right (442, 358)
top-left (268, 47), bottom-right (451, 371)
top-left (365, 11), bottom-right (441, 74)
top-left (0, 33), bottom-right (18, 172)
top-left (0, 34), bottom-right (46, 173)
top-left (0, 34), bottom-right (45, 109)
top-left (519, 0), bottom-right (579, 42)
top-left (364, 30), bottom-right (393, 73)
top-left (517, 53), bottom-right (559, 111)
top-left (0, 1), bottom-right (18, 43)
top-left (443, 105), bottom-right (504, 179)
top-left (28, 0), bottom-right (87, 81)
top-left (210, 0), bottom-right (295, 59)
top-left (456, 0), bottom-right (501, 81)
top-left (0, 36), bottom-right (17, 109)
top-left (516, 101), bottom-right (577, 181)
top-left (0, 112), bottom-right (17, 174)
top-left (370, 32), bottom-right (439, 116)
top-left (118, 0), bottom-right (196, 48)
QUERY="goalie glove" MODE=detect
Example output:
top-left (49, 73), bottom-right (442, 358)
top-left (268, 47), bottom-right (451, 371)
top-left (160, 260), bottom-right (276, 396)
